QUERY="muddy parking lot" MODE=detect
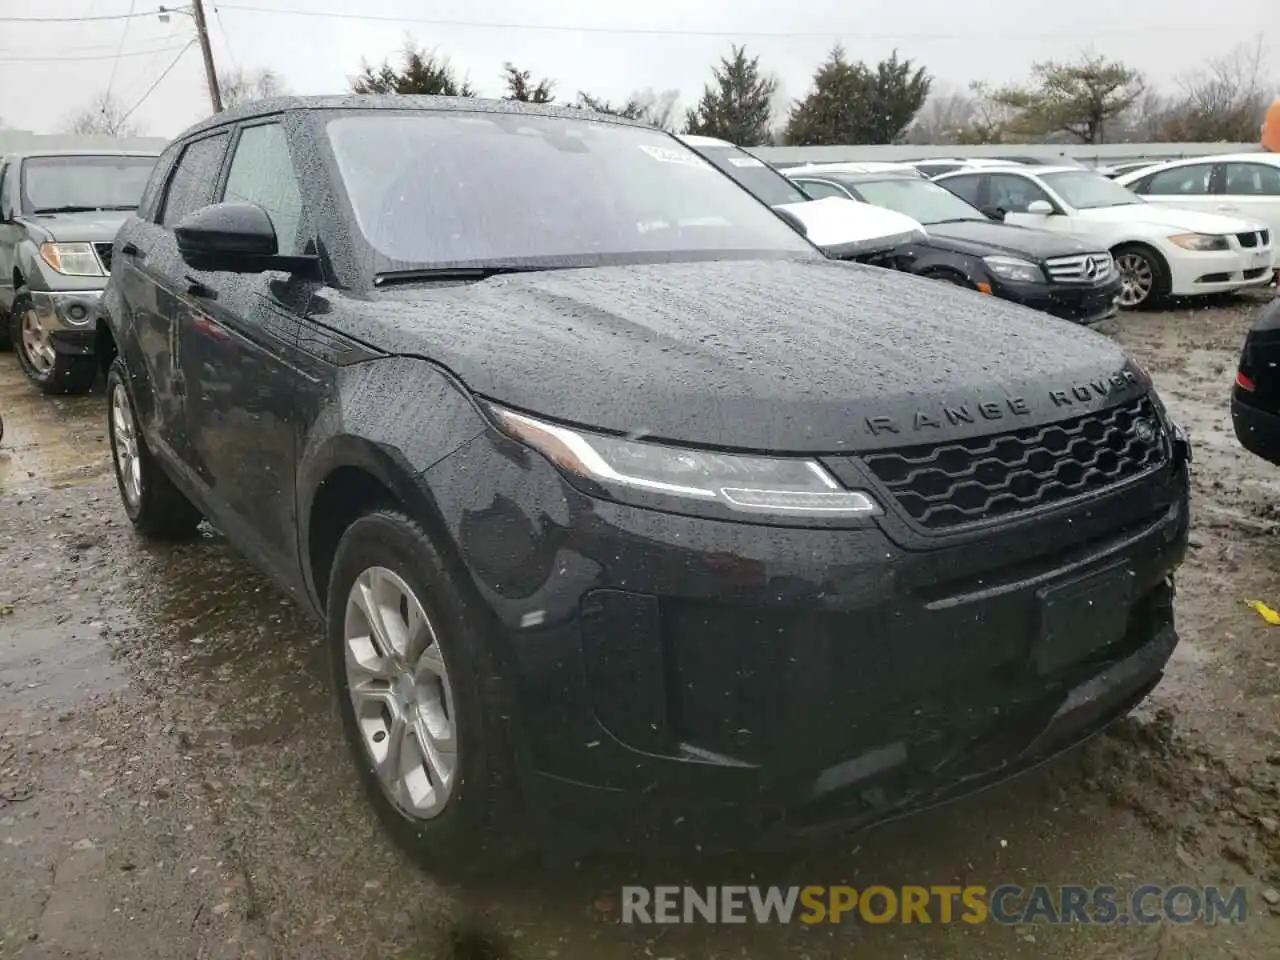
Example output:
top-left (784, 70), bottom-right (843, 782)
top-left (2, 296), bottom-right (1280, 959)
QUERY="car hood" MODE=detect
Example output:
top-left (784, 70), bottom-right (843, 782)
top-left (20, 209), bottom-right (131, 243)
top-left (776, 197), bottom-right (927, 258)
top-left (1075, 203), bottom-right (1265, 234)
top-left (354, 258), bottom-right (1146, 453)
top-left (925, 219), bottom-right (1097, 259)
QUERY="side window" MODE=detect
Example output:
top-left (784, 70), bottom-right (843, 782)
top-left (221, 123), bottom-right (306, 256)
top-left (796, 179), bottom-right (849, 201)
top-left (138, 144), bottom-right (180, 222)
top-left (160, 132), bottom-right (230, 229)
top-left (940, 175), bottom-right (982, 206)
top-left (1223, 162), bottom-right (1280, 196)
top-left (987, 173), bottom-right (1051, 213)
top-left (1142, 164), bottom-right (1213, 196)
top-left (0, 164), bottom-right (8, 216)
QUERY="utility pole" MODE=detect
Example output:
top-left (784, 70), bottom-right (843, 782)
top-left (191, 0), bottom-right (223, 114)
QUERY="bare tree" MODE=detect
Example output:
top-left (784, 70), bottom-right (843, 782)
top-left (904, 88), bottom-right (980, 144)
top-left (1153, 41), bottom-right (1276, 142)
top-left (220, 67), bottom-right (287, 108)
top-left (63, 93), bottom-right (142, 137)
top-left (628, 88), bottom-right (681, 130)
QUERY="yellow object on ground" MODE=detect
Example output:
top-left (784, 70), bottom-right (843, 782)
top-left (1245, 599), bottom-right (1280, 624)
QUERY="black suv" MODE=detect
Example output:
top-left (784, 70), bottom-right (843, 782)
top-left (98, 96), bottom-right (1190, 870)
top-left (791, 171), bottom-right (1122, 325)
top-left (1232, 295), bottom-right (1280, 463)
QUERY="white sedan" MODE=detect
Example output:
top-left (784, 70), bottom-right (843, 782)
top-left (1117, 154), bottom-right (1280, 269)
top-left (933, 165), bottom-right (1273, 308)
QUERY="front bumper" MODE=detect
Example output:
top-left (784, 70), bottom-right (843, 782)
top-left (993, 276), bottom-right (1122, 325)
top-left (424, 422), bottom-right (1191, 849)
top-left (1166, 247), bottom-right (1275, 296)
top-left (30, 289), bottom-right (102, 354)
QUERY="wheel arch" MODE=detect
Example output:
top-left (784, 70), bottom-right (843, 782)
top-left (300, 436), bottom-right (459, 615)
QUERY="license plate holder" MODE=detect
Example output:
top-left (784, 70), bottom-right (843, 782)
top-left (1250, 250), bottom-right (1271, 268)
top-left (1033, 565), bottom-right (1135, 676)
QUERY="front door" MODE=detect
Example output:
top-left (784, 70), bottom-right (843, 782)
top-left (1219, 162), bottom-right (1280, 267)
top-left (177, 118), bottom-right (314, 582)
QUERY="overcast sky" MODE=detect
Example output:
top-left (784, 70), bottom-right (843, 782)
top-left (0, 0), bottom-right (1273, 138)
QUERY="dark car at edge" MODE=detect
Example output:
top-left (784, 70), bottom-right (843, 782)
top-left (96, 96), bottom-right (1190, 871)
top-left (1232, 296), bottom-right (1280, 464)
top-left (789, 171), bottom-right (1123, 325)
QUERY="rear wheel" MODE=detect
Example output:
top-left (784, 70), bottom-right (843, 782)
top-left (107, 358), bottom-right (202, 538)
top-left (1112, 244), bottom-right (1169, 310)
top-left (328, 510), bottom-right (522, 876)
top-left (11, 291), bottom-right (97, 394)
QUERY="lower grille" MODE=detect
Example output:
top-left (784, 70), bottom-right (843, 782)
top-left (94, 242), bottom-right (113, 272)
top-left (858, 397), bottom-right (1168, 530)
top-left (1045, 253), bottom-right (1113, 284)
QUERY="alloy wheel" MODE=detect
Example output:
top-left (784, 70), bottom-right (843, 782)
top-left (19, 306), bottom-right (55, 377)
top-left (344, 566), bottom-right (457, 820)
top-left (110, 382), bottom-right (143, 510)
top-left (1115, 252), bottom-right (1154, 307)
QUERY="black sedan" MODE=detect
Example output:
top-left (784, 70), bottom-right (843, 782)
top-left (790, 171), bottom-right (1123, 325)
top-left (97, 96), bottom-right (1187, 871)
top-left (1232, 295), bottom-right (1280, 464)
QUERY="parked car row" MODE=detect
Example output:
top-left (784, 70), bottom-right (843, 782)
top-left (0, 96), bottom-right (1194, 872)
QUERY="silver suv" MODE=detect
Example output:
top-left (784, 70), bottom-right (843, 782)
top-left (0, 150), bottom-right (158, 393)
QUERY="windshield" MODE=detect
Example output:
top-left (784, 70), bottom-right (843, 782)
top-left (847, 178), bottom-right (985, 224)
top-left (21, 155), bottom-right (156, 214)
top-left (325, 113), bottom-right (813, 268)
top-left (1041, 171), bottom-right (1143, 209)
top-left (693, 145), bottom-right (810, 207)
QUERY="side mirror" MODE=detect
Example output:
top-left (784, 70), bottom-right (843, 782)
top-left (774, 205), bottom-right (808, 237)
top-left (1026, 200), bottom-right (1054, 215)
top-left (175, 202), bottom-right (319, 276)
top-left (980, 206), bottom-right (1006, 222)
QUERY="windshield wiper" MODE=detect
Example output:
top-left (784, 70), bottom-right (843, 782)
top-left (30, 205), bottom-right (102, 214)
top-left (928, 217), bottom-right (984, 224)
top-left (373, 265), bottom-right (550, 286)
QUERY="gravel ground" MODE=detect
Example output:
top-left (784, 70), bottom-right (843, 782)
top-left (1, 295), bottom-right (1279, 959)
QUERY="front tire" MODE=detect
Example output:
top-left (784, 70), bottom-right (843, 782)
top-left (11, 292), bottom-right (97, 394)
top-left (106, 358), bottom-right (202, 538)
top-left (327, 510), bottom-right (521, 876)
top-left (1112, 244), bottom-right (1170, 310)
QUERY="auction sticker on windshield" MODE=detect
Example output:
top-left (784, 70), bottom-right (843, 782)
top-left (639, 144), bottom-right (711, 168)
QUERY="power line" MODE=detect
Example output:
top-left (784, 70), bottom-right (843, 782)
top-left (211, 3), bottom-right (240, 73)
top-left (106, 0), bottom-right (140, 105)
top-left (0, 44), bottom-right (189, 64)
top-left (211, 4), bottom-right (1260, 41)
top-left (120, 39), bottom-right (197, 124)
top-left (0, 10), bottom-right (160, 23)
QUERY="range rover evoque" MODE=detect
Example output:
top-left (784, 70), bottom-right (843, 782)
top-left (96, 96), bottom-right (1191, 871)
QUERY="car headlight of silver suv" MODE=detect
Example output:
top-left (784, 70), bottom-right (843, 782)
top-left (983, 255), bottom-right (1045, 283)
top-left (39, 242), bottom-right (105, 277)
top-left (490, 405), bottom-right (881, 519)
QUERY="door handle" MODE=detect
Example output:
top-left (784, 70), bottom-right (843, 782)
top-left (185, 276), bottom-right (217, 300)
top-left (120, 241), bottom-right (141, 256)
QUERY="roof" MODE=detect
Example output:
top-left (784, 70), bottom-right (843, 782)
top-left (175, 94), bottom-right (648, 141)
top-left (2, 148), bottom-right (161, 161)
top-left (1135, 152), bottom-right (1280, 166)
top-left (789, 170), bottom-right (920, 184)
top-left (937, 164), bottom-right (1081, 178)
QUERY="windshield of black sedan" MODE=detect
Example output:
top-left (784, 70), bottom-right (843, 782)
top-left (693, 146), bottom-right (810, 207)
top-left (1040, 171), bottom-right (1143, 209)
top-left (847, 177), bottom-right (986, 225)
top-left (21, 155), bottom-right (156, 214)
top-left (325, 113), bottom-right (813, 265)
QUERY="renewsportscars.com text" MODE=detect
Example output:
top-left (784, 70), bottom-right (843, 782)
top-left (621, 885), bottom-right (1250, 925)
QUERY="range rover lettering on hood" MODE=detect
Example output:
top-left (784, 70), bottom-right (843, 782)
top-left (863, 370), bottom-right (1142, 437)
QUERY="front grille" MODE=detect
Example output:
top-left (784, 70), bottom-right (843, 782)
top-left (1044, 253), bottom-right (1113, 284)
top-left (859, 397), bottom-right (1167, 530)
top-left (1238, 232), bottom-right (1258, 249)
top-left (94, 242), bottom-right (113, 272)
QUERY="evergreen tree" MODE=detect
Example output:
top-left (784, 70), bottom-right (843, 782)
top-left (684, 45), bottom-right (777, 145)
top-left (785, 46), bottom-right (931, 146)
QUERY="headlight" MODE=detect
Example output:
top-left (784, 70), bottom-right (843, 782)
top-left (39, 242), bottom-right (104, 277)
top-left (982, 255), bottom-right (1045, 283)
top-left (490, 406), bottom-right (881, 519)
top-left (1167, 233), bottom-right (1229, 252)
